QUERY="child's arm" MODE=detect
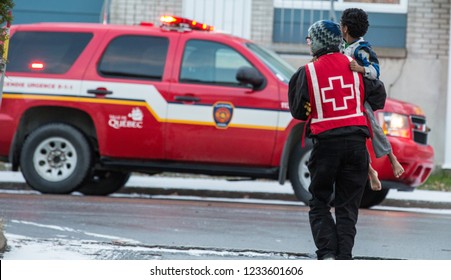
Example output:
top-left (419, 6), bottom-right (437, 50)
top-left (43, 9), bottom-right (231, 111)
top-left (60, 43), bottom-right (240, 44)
top-left (354, 48), bottom-right (380, 80)
top-left (350, 60), bottom-right (365, 75)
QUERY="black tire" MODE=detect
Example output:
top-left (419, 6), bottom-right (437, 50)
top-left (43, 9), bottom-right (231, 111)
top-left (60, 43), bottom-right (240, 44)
top-left (77, 170), bottom-right (131, 196)
top-left (360, 187), bottom-right (389, 208)
top-left (20, 123), bottom-right (92, 194)
top-left (288, 141), bottom-right (313, 205)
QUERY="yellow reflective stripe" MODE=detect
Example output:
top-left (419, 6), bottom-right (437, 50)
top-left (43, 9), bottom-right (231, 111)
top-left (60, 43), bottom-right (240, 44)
top-left (230, 123), bottom-right (285, 131)
top-left (165, 119), bottom-right (214, 126)
top-left (3, 93), bottom-right (285, 131)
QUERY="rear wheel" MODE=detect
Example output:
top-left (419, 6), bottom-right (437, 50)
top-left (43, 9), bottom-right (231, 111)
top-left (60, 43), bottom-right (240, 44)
top-left (20, 123), bottom-right (92, 194)
top-left (77, 170), bottom-right (131, 196)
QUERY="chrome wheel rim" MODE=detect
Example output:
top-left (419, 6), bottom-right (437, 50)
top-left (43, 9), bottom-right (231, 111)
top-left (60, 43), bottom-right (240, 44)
top-left (33, 137), bottom-right (78, 182)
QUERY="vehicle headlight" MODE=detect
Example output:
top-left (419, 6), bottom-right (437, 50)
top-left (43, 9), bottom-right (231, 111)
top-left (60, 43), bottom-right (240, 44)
top-left (376, 112), bottom-right (412, 139)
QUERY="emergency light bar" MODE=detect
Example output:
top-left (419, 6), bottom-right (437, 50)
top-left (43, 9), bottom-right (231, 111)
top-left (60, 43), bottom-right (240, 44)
top-left (160, 15), bottom-right (214, 31)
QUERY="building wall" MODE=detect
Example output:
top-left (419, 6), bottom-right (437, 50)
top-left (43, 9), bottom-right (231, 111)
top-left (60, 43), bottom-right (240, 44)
top-left (109, 0), bottom-right (182, 25)
top-left (110, 0), bottom-right (273, 46)
top-left (407, 0), bottom-right (450, 60)
top-left (250, 0), bottom-right (274, 47)
top-left (389, 0), bottom-right (449, 168)
top-left (182, 0), bottom-right (253, 40)
top-left (278, 0), bottom-right (449, 169)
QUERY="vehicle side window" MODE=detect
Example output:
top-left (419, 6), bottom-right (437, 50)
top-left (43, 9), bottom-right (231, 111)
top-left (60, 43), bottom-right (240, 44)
top-left (7, 31), bottom-right (93, 74)
top-left (98, 35), bottom-right (169, 80)
top-left (180, 40), bottom-right (254, 86)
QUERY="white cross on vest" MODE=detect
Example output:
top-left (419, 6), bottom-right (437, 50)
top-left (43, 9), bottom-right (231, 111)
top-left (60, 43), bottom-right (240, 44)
top-left (321, 76), bottom-right (354, 111)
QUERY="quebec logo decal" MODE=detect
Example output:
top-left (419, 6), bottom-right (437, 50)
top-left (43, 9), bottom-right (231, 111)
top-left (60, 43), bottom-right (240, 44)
top-left (213, 102), bottom-right (234, 129)
top-left (108, 107), bottom-right (144, 129)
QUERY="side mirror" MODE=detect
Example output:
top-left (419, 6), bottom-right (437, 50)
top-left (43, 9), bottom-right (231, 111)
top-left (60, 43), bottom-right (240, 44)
top-left (236, 66), bottom-right (264, 90)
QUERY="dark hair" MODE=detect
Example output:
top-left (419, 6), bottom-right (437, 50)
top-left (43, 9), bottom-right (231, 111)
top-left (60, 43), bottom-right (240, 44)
top-left (340, 8), bottom-right (369, 38)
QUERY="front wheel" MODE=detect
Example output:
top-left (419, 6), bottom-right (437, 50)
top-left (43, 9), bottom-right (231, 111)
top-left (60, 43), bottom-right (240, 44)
top-left (20, 123), bottom-right (92, 194)
top-left (77, 170), bottom-right (131, 196)
top-left (288, 142), bottom-right (313, 205)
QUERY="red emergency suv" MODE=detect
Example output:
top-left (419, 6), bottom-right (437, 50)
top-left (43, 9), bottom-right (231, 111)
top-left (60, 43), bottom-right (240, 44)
top-left (0, 16), bottom-right (434, 207)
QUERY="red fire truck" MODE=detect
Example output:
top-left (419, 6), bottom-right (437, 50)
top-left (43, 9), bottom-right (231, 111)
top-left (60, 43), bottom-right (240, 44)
top-left (0, 16), bottom-right (434, 207)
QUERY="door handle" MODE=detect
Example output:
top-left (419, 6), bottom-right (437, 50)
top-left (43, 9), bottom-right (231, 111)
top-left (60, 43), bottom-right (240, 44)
top-left (174, 96), bottom-right (200, 102)
top-left (87, 88), bottom-right (113, 95)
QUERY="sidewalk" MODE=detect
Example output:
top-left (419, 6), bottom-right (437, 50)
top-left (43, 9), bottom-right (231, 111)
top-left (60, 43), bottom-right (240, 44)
top-left (124, 175), bottom-right (451, 209)
top-left (0, 218), bottom-right (5, 253)
top-left (1, 171), bottom-right (451, 209)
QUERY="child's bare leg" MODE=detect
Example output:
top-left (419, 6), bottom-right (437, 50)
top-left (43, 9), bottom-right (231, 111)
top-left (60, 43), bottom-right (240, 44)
top-left (388, 152), bottom-right (404, 178)
top-left (368, 164), bottom-right (382, 191)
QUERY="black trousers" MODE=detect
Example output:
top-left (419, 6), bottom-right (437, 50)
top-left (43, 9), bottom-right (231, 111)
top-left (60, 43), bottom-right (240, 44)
top-left (307, 135), bottom-right (369, 260)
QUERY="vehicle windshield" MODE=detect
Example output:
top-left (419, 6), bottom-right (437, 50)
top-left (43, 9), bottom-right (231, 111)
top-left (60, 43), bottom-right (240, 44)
top-left (246, 43), bottom-right (296, 83)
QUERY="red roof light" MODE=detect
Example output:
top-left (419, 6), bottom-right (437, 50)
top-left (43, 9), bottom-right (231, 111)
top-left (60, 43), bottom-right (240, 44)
top-left (161, 16), bottom-right (179, 24)
top-left (160, 15), bottom-right (214, 32)
top-left (140, 22), bottom-right (154, 27)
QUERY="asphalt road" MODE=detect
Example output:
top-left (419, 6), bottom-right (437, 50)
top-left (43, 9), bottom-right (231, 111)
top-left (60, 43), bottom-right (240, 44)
top-left (1, 192), bottom-right (451, 260)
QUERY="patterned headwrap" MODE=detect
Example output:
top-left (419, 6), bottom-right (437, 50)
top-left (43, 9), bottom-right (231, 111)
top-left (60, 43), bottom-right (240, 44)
top-left (308, 20), bottom-right (342, 56)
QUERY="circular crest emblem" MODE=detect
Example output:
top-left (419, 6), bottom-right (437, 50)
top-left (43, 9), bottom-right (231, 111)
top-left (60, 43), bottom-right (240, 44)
top-left (213, 102), bottom-right (234, 129)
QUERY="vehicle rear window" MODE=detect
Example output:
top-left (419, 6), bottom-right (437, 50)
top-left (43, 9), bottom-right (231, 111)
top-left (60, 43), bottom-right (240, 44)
top-left (7, 31), bottom-right (93, 74)
top-left (98, 35), bottom-right (169, 81)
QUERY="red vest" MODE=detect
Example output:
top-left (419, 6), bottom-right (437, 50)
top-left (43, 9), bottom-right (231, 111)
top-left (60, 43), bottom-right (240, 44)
top-left (305, 53), bottom-right (368, 135)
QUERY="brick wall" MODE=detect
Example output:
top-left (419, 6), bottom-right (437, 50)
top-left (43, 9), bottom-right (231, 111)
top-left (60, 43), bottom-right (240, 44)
top-left (407, 0), bottom-right (451, 59)
top-left (250, 0), bottom-right (274, 47)
top-left (109, 0), bottom-right (182, 25)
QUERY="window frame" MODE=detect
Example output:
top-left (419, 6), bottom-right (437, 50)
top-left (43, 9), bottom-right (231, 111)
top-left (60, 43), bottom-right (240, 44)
top-left (179, 39), bottom-right (261, 88)
top-left (274, 0), bottom-right (408, 14)
top-left (7, 31), bottom-right (93, 74)
top-left (97, 34), bottom-right (170, 81)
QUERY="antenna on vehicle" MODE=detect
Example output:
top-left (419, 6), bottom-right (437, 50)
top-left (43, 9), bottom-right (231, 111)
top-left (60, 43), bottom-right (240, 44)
top-left (102, 0), bottom-right (110, 24)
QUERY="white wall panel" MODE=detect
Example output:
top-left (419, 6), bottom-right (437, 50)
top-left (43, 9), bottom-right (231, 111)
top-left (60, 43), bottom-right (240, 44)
top-left (183, 0), bottom-right (252, 39)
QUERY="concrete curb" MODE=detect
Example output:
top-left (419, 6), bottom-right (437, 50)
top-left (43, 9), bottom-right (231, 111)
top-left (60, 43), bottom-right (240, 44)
top-left (0, 219), bottom-right (6, 253)
top-left (2, 182), bottom-right (451, 209)
top-left (120, 187), bottom-right (451, 209)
